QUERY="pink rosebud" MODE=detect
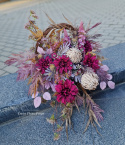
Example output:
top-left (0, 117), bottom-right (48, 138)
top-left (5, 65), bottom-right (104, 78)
top-left (106, 74), bottom-right (112, 80)
top-left (100, 65), bottom-right (109, 71)
top-left (34, 97), bottom-right (41, 108)
top-left (43, 92), bottom-right (51, 100)
top-left (100, 81), bottom-right (106, 90)
top-left (108, 81), bottom-right (115, 89)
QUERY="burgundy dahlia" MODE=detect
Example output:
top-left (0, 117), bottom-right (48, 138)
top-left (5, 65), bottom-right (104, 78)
top-left (54, 55), bottom-right (72, 74)
top-left (36, 56), bottom-right (52, 74)
top-left (83, 53), bottom-right (100, 71)
top-left (84, 40), bottom-right (92, 54)
top-left (55, 79), bottom-right (78, 104)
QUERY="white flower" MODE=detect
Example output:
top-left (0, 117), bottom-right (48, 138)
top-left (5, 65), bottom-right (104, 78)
top-left (81, 72), bottom-right (99, 90)
top-left (66, 48), bottom-right (82, 63)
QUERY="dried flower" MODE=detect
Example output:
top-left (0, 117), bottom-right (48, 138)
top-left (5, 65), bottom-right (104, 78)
top-left (36, 56), bottom-right (52, 74)
top-left (66, 48), bottom-right (82, 63)
top-left (81, 72), bottom-right (99, 90)
top-left (54, 133), bottom-right (60, 141)
top-left (46, 114), bottom-right (55, 124)
top-left (57, 43), bottom-right (70, 56)
top-left (55, 79), bottom-right (78, 104)
top-left (84, 40), bottom-right (92, 53)
top-left (54, 55), bottom-right (72, 74)
top-left (78, 21), bottom-right (86, 49)
top-left (83, 53), bottom-right (100, 71)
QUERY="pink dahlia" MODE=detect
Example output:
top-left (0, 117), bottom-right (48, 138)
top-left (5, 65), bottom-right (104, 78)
top-left (36, 56), bottom-right (52, 74)
top-left (84, 40), bottom-right (92, 54)
top-left (54, 55), bottom-right (72, 74)
top-left (55, 79), bottom-right (78, 104)
top-left (83, 53), bottom-right (100, 71)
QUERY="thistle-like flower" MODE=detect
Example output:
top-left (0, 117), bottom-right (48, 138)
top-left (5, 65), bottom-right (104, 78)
top-left (66, 48), bottom-right (82, 64)
top-left (81, 72), bottom-right (99, 90)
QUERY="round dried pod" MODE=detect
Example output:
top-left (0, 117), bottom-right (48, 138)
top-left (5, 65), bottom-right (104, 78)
top-left (81, 72), bottom-right (99, 90)
top-left (66, 48), bottom-right (82, 63)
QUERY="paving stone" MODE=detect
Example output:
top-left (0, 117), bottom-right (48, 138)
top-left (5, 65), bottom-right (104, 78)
top-left (1, 51), bottom-right (12, 57)
top-left (0, 56), bottom-right (9, 62)
top-left (0, 70), bottom-right (6, 76)
top-left (109, 33), bottom-right (125, 37)
top-left (12, 49), bottom-right (22, 54)
top-left (3, 66), bottom-right (18, 73)
top-left (1, 72), bottom-right (9, 76)
top-left (103, 39), bottom-right (121, 44)
top-left (0, 62), bottom-right (6, 69)
top-left (2, 47), bottom-right (14, 52)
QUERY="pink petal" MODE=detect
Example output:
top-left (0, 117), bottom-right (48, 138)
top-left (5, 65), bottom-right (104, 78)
top-left (32, 92), bottom-right (39, 98)
top-left (46, 48), bottom-right (53, 55)
top-left (100, 65), bottom-right (109, 71)
top-left (106, 74), bottom-right (112, 80)
top-left (45, 81), bottom-right (50, 90)
top-left (34, 97), bottom-right (41, 108)
top-left (100, 81), bottom-right (106, 90)
top-left (64, 29), bottom-right (68, 38)
top-left (37, 46), bottom-right (45, 54)
top-left (50, 83), bottom-right (56, 92)
top-left (43, 92), bottom-right (51, 100)
top-left (108, 81), bottom-right (115, 89)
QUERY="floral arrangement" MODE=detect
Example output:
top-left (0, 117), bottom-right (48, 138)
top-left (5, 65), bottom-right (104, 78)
top-left (5, 11), bottom-right (115, 140)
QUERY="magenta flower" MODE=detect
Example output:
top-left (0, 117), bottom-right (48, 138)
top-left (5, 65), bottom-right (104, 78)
top-left (55, 79), bottom-right (78, 104)
top-left (83, 53), bottom-right (100, 71)
top-left (84, 40), bottom-right (92, 53)
top-left (36, 56), bottom-right (52, 74)
top-left (54, 55), bottom-right (72, 74)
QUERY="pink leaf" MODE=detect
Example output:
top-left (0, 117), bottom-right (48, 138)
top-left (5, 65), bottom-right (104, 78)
top-left (34, 97), bottom-right (41, 108)
top-left (37, 47), bottom-right (45, 54)
top-left (50, 83), bottom-right (56, 92)
top-left (100, 65), bottom-right (109, 71)
top-left (106, 74), bottom-right (112, 80)
top-left (108, 81), bottom-right (115, 89)
top-left (32, 92), bottom-right (39, 98)
top-left (45, 81), bottom-right (50, 90)
top-left (100, 81), bottom-right (106, 90)
top-left (43, 92), bottom-right (51, 100)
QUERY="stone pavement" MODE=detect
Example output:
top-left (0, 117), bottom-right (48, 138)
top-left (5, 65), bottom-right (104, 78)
top-left (0, 0), bottom-right (125, 77)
